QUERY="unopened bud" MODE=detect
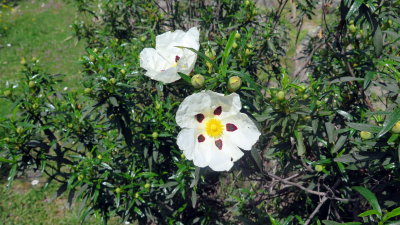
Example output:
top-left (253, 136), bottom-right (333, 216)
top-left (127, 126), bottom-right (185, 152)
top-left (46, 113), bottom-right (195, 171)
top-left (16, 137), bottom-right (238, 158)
top-left (315, 165), bottom-right (324, 172)
top-left (227, 76), bottom-right (242, 92)
top-left (120, 69), bottom-right (126, 74)
top-left (3, 90), bottom-right (11, 97)
top-left (277, 91), bottom-right (285, 101)
top-left (191, 74), bottom-right (205, 89)
top-left (360, 131), bottom-right (373, 140)
top-left (235, 32), bottom-right (241, 39)
top-left (109, 78), bottom-right (116, 84)
top-left (16, 127), bottom-right (24, 134)
top-left (152, 132), bottom-right (159, 139)
top-left (115, 187), bottom-right (122, 193)
top-left (391, 121), bottom-right (400, 134)
top-left (205, 49), bottom-right (216, 60)
top-left (232, 42), bottom-right (238, 49)
top-left (84, 88), bottom-right (92, 94)
top-left (20, 57), bottom-right (26, 65)
top-left (28, 81), bottom-right (36, 88)
top-left (245, 48), bottom-right (252, 56)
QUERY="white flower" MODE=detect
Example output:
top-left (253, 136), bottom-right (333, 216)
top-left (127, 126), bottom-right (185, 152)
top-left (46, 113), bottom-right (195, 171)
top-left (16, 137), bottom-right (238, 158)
top-left (31, 179), bottom-right (39, 186)
top-left (176, 90), bottom-right (261, 171)
top-left (139, 27), bottom-right (200, 83)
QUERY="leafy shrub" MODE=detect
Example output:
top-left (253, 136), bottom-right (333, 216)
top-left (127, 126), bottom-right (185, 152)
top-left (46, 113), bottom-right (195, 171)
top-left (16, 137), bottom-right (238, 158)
top-left (1, 0), bottom-right (400, 224)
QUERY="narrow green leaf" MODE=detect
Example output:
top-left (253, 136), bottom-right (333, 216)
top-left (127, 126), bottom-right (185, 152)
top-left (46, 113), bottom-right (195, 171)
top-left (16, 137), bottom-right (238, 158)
top-left (219, 32), bottom-right (236, 77)
top-left (346, 122), bottom-right (381, 133)
top-left (250, 148), bottom-right (263, 171)
top-left (334, 152), bottom-right (385, 163)
top-left (377, 108), bottom-right (400, 138)
top-left (358, 209), bottom-right (380, 217)
top-left (325, 122), bottom-right (336, 144)
top-left (177, 72), bottom-right (191, 84)
top-left (352, 186), bottom-right (382, 215)
top-left (0, 157), bottom-right (16, 164)
top-left (294, 130), bottom-right (306, 156)
top-left (373, 25), bottom-right (383, 56)
top-left (346, 0), bottom-right (364, 19)
top-left (333, 135), bottom-right (347, 153)
top-left (385, 207), bottom-right (400, 221)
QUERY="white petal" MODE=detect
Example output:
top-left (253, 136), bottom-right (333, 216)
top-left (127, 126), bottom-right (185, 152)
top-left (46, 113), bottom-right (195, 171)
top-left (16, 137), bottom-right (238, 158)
top-left (177, 49), bottom-right (197, 74)
top-left (207, 140), bottom-right (234, 171)
top-left (193, 135), bottom-right (214, 168)
top-left (177, 128), bottom-right (196, 160)
top-left (176, 91), bottom-right (212, 128)
top-left (222, 135), bottom-right (244, 162)
top-left (205, 91), bottom-right (242, 118)
top-left (156, 27), bottom-right (199, 52)
top-left (139, 48), bottom-right (169, 72)
top-left (223, 113), bottom-right (261, 150)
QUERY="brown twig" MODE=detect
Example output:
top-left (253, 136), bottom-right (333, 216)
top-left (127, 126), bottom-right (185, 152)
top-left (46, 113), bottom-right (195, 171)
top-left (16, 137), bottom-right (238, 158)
top-left (304, 195), bottom-right (329, 225)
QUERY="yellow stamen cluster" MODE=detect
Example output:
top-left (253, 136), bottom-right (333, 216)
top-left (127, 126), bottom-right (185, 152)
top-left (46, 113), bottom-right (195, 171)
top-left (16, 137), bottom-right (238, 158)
top-left (205, 118), bottom-right (224, 138)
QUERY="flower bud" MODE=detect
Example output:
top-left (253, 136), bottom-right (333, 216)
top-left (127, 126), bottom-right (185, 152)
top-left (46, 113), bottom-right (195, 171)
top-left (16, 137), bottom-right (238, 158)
top-left (3, 90), bottom-right (11, 97)
top-left (115, 187), bottom-right (122, 193)
top-left (360, 131), bottom-right (373, 140)
top-left (227, 76), bottom-right (242, 92)
top-left (84, 88), bottom-right (92, 94)
top-left (78, 175), bottom-right (84, 181)
top-left (315, 165), bottom-right (324, 172)
top-left (20, 57), bottom-right (26, 65)
top-left (205, 49), bottom-right (216, 60)
top-left (140, 36), bottom-right (146, 42)
top-left (235, 32), bottom-right (241, 39)
top-left (144, 183), bottom-right (151, 189)
top-left (16, 127), bottom-right (24, 134)
top-left (120, 69), bottom-right (126, 74)
top-left (89, 55), bottom-right (95, 62)
top-left (349, 24), bottom-right (356, 33)
top-left (232, 42), bottom-right (238, 49)
top-left (109, 78), bottom-right (116, 84)
top-left (32, 103), bottom-right (38, 109)
top-left (245, 48), bottom-right (252, 56)
top-left (97, 154), bottom-right (102, 160)
top-left (152, 132), bottom-right (159, 139)
top-left (391, 121), bottom-right (400, 134)
top-left (28, 81), bottom-right (36, 88)
top-left (191, 74), bottom-right (205, 89)
top-left (3, 137), bottom-right (10, 143)
top-left (93, 48), bottom-right (98, 53)
top-left (276, 90), bottom-right (285, 101)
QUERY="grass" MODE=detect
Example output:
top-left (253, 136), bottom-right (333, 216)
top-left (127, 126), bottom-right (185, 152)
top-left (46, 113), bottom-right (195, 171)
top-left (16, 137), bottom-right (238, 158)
top-left (0, 179), bottom-right (123, 225)
top-left (0, 0), bottom-right (84, 87)
top-left (0, 0), bottom-right (85, 117)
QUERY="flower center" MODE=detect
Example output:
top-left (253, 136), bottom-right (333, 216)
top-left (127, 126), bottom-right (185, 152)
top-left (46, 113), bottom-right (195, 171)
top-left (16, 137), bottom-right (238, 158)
top-left (205, 118), bottom-right (224, 138)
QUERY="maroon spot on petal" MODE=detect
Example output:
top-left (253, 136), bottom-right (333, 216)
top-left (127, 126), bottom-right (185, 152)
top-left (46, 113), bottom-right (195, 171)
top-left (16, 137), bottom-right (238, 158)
top-left (215, 139), bottom-right (223, 150)
top-left (226, 123), bottom-right (238, 132)
top-left (175, 55), bottom-right (181, 62)
top-left (161, 69), bottom-right (165, 72)
top-left (195, 113), bottom-right (205, 123)
top-left (198, 134), bottom-right (205, 143)
top-left (214, 106), bottom-right (222, 116)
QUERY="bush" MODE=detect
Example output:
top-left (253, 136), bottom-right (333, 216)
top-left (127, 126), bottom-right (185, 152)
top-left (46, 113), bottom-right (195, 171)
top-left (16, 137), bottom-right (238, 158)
top-left (1, 0), bottom-right (400, 224)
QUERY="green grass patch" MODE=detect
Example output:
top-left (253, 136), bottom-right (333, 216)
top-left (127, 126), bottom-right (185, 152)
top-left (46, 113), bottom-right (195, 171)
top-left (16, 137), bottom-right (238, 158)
top-left (0, 0), bottom-right (84, 88)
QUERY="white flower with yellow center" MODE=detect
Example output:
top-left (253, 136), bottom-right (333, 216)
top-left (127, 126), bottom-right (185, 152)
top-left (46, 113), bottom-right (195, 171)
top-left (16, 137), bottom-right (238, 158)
top-left (139, 27), bottom-right (200, 83)
top-left (176, 90), bottom-right (261, 171)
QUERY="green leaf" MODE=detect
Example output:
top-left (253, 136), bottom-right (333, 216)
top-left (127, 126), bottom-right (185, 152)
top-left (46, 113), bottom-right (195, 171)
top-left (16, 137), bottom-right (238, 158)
top-left (325, 122), bottom-right (336, 144)
top-left (294, 130), bottom-right (306, 156)
top-left (352, 186), bottom-right (382, 216)
top-left (358, 209), bottom-right (380, 217)
top-left (373, 25), bottom-right (383, 57)
top-left (346, 0), bottom-right (364, 19)
top-left (334, 152), bottom-right (385, 163)
top-left (177, 72), bottom-right (191, 84)
top-left (0, 157), bottom-right (16, 164)
top-left (329, 76), bottom-right (363, 84)
top-left (250, 148), bottom-right (263, 171)
top-left (219, 32), bottom-right (237, 77)
top-left (385, 207), bottom-right (400, 221)
top-left (333, 135), bottom-right (347, 153)
top-left (377, 108), bottom-right (400, 138)
top-left (346, 122), bottom-right (381, 133)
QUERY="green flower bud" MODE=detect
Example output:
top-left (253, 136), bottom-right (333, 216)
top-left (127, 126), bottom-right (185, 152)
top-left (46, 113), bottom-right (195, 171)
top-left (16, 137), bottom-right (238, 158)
top-left (144, 183), bottom-right (151, 189)
top-left (115, 187), bottom-right (122, 193)
top-left (227, 76), bottom-right (242, 92)
top-left (152, 132), bottom-right (159, 139)
top-left (97, 154), bottom-right (102, 160)
top-left (232, 42), bottom-right (238, 49)
top-left (191, 74), bottom-right (205, 89)
top-left (140, 36), bottom-right (146, 42)
top-left (276, 91), bottom-right (285, 101)
top-left (20, 57), bottom-right (26, 65)
top-left (84, 88), bottom-right (92, 94)
top-left (391, 121), bottom-right (400, 134)
top-left (109, 78), bottom-right (116, 84)
top-left (246, 43), bottom-right (253, 49)
top-left (360, 131), bottom-right (373, 140)
top-left (89, 55), bottom-right (95, 62)
top-left (93, 48), bottom-right (98, 53)
top-left (235, 32), bottom-right (241, 39)
top-left (120, 69), bottom-right (126, 74)
top-left (32, 103), bottom-right (38, 109)
top-left (3, 90), bottom-right (11, 97)
top-left (205, 49), bottom-right (216, 60)
top-left (28, 81), bottom-right (36, 88)
top-left (349, 24), bottom-right (356, 33)
top-left (315, 165), bottom-right (324, 172)
top-left (3, 137), bottom-right (10, 143)
top-left (134, 192), bottom-right (139, 198)
top-left (16, 127), bottom-right (24, 134)
top-left (245, 48), bottom-right (252, 56)
top-left (67, 123), bottom-right (73, 129)
top-left (78, 175), bottom-right (84, 181)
